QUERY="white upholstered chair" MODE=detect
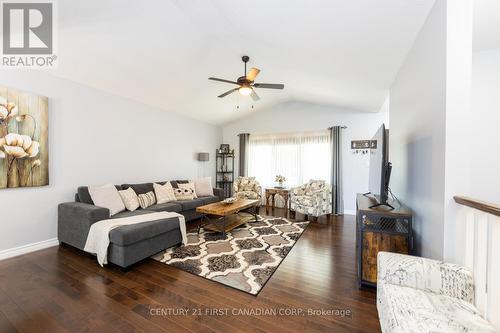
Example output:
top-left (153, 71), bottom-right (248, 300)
top-left (377, 252), bottom-right (495, 333)
top-left (233, 176), bottom-right (262, 201)
top-left (289, 180), bottom-right (332, 221)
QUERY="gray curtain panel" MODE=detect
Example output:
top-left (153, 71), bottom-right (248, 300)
top-left (238, 133), bottom-right (250, 177)
top-left (330, 126), bottom-right (344, 215)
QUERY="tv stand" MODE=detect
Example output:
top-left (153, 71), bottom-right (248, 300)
top-left (369, 202), bottom-right (395, 210)
top-left (356, 194), bottom-right (414, 288)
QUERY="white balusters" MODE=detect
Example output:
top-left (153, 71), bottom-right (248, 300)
top-left (461, 206), bottom-right (499, 327)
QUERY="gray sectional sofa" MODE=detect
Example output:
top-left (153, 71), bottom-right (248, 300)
top-left (58, 180), bottom-right (223, 268)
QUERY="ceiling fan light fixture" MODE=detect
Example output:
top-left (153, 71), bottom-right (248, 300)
top-left (238, 86), bottom-right (252, 96)
top-left (209, 56), bottom-right (284, 101)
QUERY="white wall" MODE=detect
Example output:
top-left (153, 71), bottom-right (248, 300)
top-left (470, 48), bottom-right (500, 203)
top-left (389, 0), bottom-right (447, 259)
top-left (0, 70), bottom-right (220, 254)
top-left (390, 0), bottom-right (474, 261)
top-left (222, 100), bottom-right (389, 214)
top-left (442, 0), bottom-right (473, 265)
top-left (448, 48), bottom-right (500, 329)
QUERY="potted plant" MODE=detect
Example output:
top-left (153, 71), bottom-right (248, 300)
top-left (275, 175), bottom-right (286, 188)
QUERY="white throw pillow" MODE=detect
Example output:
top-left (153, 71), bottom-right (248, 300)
top-left (118, 187), bottom-right (140, 211)
top-left (154, 182), bottom-right (176, 204)
top-left (178, 181), bottom-right (198, 198)
top-left (88, 184), bottom-right (125, 216)
top-left (194, 177), bottom-right (213, 197)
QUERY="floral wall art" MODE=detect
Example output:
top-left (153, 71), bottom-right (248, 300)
top-left (0, 86), bottom-right (49, 189)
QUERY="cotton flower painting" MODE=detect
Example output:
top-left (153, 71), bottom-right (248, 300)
top-left (0, 86), bottom-right (48, 188)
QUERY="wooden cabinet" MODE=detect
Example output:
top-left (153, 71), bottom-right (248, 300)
top-left (356, 194), bottom-right (413, 288)
top-left (265, 188), bottom-right (290, 217)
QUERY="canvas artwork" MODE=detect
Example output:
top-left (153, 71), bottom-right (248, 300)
top-left (0, 86), bottom-right (49, 189)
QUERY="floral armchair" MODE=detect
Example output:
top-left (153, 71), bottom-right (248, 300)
top-left (290, 180), bottom-right (332, 220)
top-left (233, 176), bottom-right (262, 201)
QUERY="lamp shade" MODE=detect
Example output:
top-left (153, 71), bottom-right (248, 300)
top-left (198, 152), bottom-right (209, 161)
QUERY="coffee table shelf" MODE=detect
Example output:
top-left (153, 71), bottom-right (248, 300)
top-left (196, 199), bottom-right (260, 237)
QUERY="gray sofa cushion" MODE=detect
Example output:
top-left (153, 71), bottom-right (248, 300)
top-left (182, 209), bottom-right (203, 221)
top-left (109, 217), bottom-right (181, 246)
top-left (108, 229), bottom-right (182, 267)
top-left (77, 185), bottom-right (122, 204)
top-left (147, 202), bottom-right (182, 213)
top-left (121, 182), bottom-right (169, 195)
top-left (176, 198), bottom-right (205, 211)
top-left (198, 196), bottom-right (219, 205)
top-left (111, 209), bottom-right (153, 219)
top-left (170, 180), bottom-right (189, 188)
top-left (121, 183), bottom-right (155, 195)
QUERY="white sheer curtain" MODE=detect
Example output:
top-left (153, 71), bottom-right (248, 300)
top-left (248, 130), bottom-right (332, 194)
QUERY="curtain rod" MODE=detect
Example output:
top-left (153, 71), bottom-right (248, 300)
top-left (328, 126), bottom-right (347, 129)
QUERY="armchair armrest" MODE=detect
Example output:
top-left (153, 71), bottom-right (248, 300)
top-left (58, 202), bottom-right (110, 249)
top-left (377, 252), bottom-right (474, 304)
top-left (290, 185), bottom-right (306, 197)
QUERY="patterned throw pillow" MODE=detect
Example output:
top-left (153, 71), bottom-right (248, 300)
top-left (154, 182), bottom-right (176, 204)
top-left (178, 181), bottom-right (197, 198)
top-left (174, 187), bottom-right (195, 200)
top-left (137, 191), bottom-right (156, 209)
top-left (118, 187), bottom-right (140, 211)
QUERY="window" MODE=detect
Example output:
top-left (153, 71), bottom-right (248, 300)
top-left (248, 130), bottom-right (331, 189)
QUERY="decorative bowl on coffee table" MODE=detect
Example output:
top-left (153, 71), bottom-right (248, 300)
top-left (222, 197), bottom-right (237, 204)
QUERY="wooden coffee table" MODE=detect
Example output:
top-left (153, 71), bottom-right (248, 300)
top-left (196, 199), bottom-right (260, 237)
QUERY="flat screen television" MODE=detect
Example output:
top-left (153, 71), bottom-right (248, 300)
top-left (367, 124), bottom-right (393, 209)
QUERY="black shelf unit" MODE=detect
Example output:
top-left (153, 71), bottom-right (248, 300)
top-left (216, 151), bottom-right (234, 198)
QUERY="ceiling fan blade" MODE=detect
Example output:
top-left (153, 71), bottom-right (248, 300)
top-left (218, 88), bottom-right (239, 98)
top-left (246, 67), bottom-right (261, 81)
top-left (253, 83), bottom-right (285, 89)
top-left (209, 77), bottom-right (239, 85)
top-left (250, 89), bottom-right (260, 101)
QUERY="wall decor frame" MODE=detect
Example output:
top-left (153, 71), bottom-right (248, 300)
top-left (219, 143), bottom-right (230, 153)
top-left (351, 140), bottom-right (377, 150)
top-left (0, 86), bottom-right (49, 189)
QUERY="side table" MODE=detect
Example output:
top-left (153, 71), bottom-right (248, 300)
top-left (265, 188), bottom-right (291, 217)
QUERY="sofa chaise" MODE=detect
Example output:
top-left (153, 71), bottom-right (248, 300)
top-left (58, 180), bottom-right (223, 268)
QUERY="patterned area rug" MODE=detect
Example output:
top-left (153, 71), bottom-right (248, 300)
top-left (152, 216), bottom-right (309, 295)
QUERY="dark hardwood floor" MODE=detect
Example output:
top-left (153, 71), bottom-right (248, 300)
top-left (0, 209), bottom-right (380, 333)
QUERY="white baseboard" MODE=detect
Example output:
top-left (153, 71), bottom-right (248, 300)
top-left (0, 238), bottom-right (59, 261)
top-left (343, 209), bottom-right (356, 216)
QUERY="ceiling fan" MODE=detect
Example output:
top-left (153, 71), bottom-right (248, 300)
top-left (209, 55), bottom-right (285, 101)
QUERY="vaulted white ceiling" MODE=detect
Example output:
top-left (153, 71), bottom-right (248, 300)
top-left (52, 0), bottom-right (436, 125)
